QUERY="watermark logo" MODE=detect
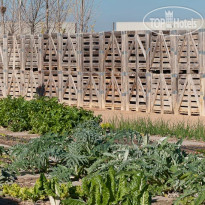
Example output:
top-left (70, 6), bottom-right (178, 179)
top-left (143, 6), bottom-right (203, 36)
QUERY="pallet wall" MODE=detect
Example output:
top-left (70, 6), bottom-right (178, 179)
top-left (0, 30), bottom-right (205, 116)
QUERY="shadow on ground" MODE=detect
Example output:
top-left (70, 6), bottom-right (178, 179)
top-left (0, 197), bottom-right (19, 205)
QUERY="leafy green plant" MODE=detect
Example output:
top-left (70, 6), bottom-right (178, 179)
top-left (0, 168), bottom-right (16, 186)
top-left (0, 97), bottom-right (30, 131)
top-left (0, 97), bottom-right (101, 134)
top-left (0, 146), bottom-right (5, 156)
top-left (5, 120), bottom-right (205, 204)
top-left (50, 165), bottom-right (72, 183)
top-left (83, 167), bottom-right (150, 205)
top-left (174, 186), bottom-right (205, 205)
top-left (9, 121), bottom-right (105, 178)
top-left (2, 173), bottom-right (72, 204)
top-left (63, 167), bottom-right (151, 205)
top-left (87, 136), bottom-right (191, 196)
top-left (9, 132), bottom-right (87, 174)
top-left (107, 116), bottom-right (205, 140)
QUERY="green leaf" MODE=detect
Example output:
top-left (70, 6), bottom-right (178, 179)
top-left (194, 190), bottom-right (205, 205)
top-left (62, 198), bottom-right (86, 205)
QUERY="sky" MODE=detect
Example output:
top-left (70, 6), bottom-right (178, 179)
top-left (94, 0), bottom-right (205, 32)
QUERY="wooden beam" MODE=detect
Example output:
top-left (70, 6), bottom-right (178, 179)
top-left (38, 34), bottom-right (43, 87)
top-left (135, 31), bottom-right (139, 111)
top-left (30, 35), bottom-right (34, 99)
top-left (121, 31), bottom-right (129, 111)
top-left (160, 34), bottom-right (164, 114)
top-left (187, 34), bottom-right (191, 116)
top-left (89, 33), bottom-right (93, 108)
top-left (146, 31), bottom-right (151, 113)
top-left (57, 33), bottom-right (63, 102)
top-left (49, 35), bottom-right (52, 97)
top-left (3, 35), bottom-right (8, 97)
top-left (20, 35), bottom-right (25, 96)
top-left (170, 31), bottom-right (179, 115)
top-left (77, 33), bottom-right (83, 107)
top-left (200, 29), bottom-right (205, 116)
top-left (99, 32), bottom-right (105, 109)
top-left (111, 31), bottom-right (115, 110)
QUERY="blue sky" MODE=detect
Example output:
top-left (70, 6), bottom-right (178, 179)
top-left (94, 0), bottom-right (205, 32)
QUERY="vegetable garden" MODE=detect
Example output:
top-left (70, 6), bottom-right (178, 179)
top-left (0, 97), bottom-right (205, 205)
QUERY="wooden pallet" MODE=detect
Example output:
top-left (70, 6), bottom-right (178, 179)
top-left (0, 30), bottom-right (204, 116)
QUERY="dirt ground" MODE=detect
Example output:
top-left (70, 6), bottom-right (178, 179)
top-left (93, 109), bottom-right (205, 125)
top-left (0, 127), bottom-right (39, 147)
top-left (0, 197), bottom-right (49, 205)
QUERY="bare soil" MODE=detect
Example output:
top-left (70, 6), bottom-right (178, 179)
top-left (0, 127), bottom-right (39, 147)
top-left (0, 197), bottom-right (49, 205)
top-left (94, 109), bottom-right (205, 125)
